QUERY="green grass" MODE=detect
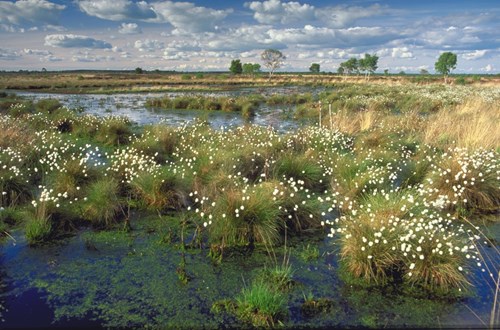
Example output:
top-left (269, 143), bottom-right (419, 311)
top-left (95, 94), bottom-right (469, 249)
top-left (236, 281), bottom-right (287, 327)
top-left (25, 216), bottom-right (52, 245)
top-left (81, 178), bottom-right (123, 228)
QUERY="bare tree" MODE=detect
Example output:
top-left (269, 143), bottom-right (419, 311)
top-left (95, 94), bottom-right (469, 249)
top-left (261, 49), bottom-right (285, 80)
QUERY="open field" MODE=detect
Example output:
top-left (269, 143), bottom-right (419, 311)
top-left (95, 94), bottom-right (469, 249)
top-left (0, 78), bottom-right (499, 328)
top-left (1, 71), bottom-right (500, 94)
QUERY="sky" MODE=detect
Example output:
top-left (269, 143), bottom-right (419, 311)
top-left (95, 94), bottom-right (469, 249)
top-left (0, 0), bottom-right (498, 73)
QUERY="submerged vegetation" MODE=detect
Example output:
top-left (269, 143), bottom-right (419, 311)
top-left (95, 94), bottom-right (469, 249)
top-left (0, 81), bottom-right (499, 327)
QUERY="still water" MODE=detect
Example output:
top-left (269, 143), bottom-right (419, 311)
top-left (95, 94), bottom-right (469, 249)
top-left (16, 86), bottom-right (320, 132)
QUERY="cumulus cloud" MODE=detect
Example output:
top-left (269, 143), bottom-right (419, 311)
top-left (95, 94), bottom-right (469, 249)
top-left (246, 1), bottom-right (386, 28)
top-left (391, 47), bottom-right (414, 59)
top-left (152, 1), bottom-right (232, 33)
top-left (266, 25), bottom-right (402, 49)
top-left (134, 39), bottom-right (164, 52)
top-left (318, 4), bottom-right (386, 28)
top-left (78, 0), bottom-right (231, 34)
top-left (0, 48), bottom-right (21, 60)
top-left (481, 64), bottom-right (494, 72)
top-left (164, 40), bottom-right (202, 52)
top-left (162, 51), bottom-right (194, 61)
top-left (419, 26), bottom-right (498, 50)
top-left (204, 25), bottom-right (285, 52)
top-left (78, 0), bottom-right (157, 21)
top-left (462, 49), bottom-right (488, 60)
top-left (0, 0), bottom-right (65, 28)
top-left (45, 34), bottom-right (112, 49)
top-left (245, 0), bottom-right (315, 24)
top-left (118, 23), bottom-right (142, 34)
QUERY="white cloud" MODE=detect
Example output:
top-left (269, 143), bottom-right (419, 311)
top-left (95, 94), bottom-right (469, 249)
top-left (45, 34), bottom-right (112, 49)
top-left (118, 23), bottom-right (142, 34)
top-left (23, 48), bottom-right (52, 56)
top-left (40, 54), bottom-right (63, 62)
top-left (317, 4), bottom-right (386, 28)
top-left (72, 52), bottom-right (114, 62)
top-left (163, 50), bottom-right (196, 61)
top-left (0, 0), bottom-right (65, 28)
top-left (0, 48), bottom-right (21, 60)
top-left (268, 25), bottom-right (335, 46)
top-left (134, 39), bottom-right (164, 52)
top-left (78, 0), bottom-right (157, 21)
top-left (267, 25), bottom-right (402, 49)
top-left (78, 0), bottom-right (231, 34)
top-left (481, 64), bottom-right (494, 72)
top-left (462, 50), bottom-right (488, 60)
top-left (164, 40), bottom-right (202, 52)
top-left (245, 0), bottom-right (315, 24)
top-left (391, 47), bottom-right (414, 59)
top-left (246, 1), bottom-right (386, 28)
top-left (152, 1), bottom-right (232, 33)
top-left (240, 51), bottom-right (257, 58)
top-left (204, 25), bottom-right (285, 52)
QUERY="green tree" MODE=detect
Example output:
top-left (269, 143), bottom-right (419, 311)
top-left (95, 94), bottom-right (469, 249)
top-left (135, 67), bottom-right (143, 74)
top-left (358, 53), bottom-right (378, 80)
top-left (420, 68), bottom-right (429, 75)
top-left (309, 63), bottom-right (320, 73)
top-left (230, 59), bottom-right (243, 74)
top-left (261, 49), bottom-right (286, 80)
top-left (435, 52), bottom-right (457, 84)
top-left (243, 63), bottom-right (261, 75)
top-left (383, 69), bottom-right (389, 75)
top-left (339, 57), bottom-right (358, 79)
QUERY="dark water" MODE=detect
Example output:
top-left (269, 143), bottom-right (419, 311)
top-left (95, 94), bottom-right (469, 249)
top-left (0, 217), bottom-right (497, 328)
top-left (16, 86), bottom-right (321, 132)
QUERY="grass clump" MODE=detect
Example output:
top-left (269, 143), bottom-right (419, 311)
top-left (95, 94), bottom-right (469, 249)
top-left (423, 148), bottom-right (499, 215)
top-left (236, 281), bottom-right (287, 327)
top-left (299, 243), bottom-right (320, 261)
top-left (96, 117), bottom-right (132, 146)
top-left (130, 168), bottom-right (187, 212)
top-left (25, 216), bottom-right (52, 245)
top-left (208, 184), bottom-right (282, 248)
top-left (81, 178), bottom-right (123, 228)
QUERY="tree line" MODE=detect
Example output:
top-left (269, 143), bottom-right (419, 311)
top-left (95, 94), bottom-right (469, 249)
top-left (229, 49), bottom-right (458, 83)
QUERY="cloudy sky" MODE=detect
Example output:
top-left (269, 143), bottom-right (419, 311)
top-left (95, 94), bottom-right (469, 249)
top-left (0, 0), bottom-right (498, 73)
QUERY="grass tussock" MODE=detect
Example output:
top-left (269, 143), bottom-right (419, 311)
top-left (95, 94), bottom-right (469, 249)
top-left (81, 178), bottom-right (123, 228)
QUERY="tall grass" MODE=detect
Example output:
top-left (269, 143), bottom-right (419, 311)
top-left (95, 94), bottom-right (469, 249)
top-left (423, 99), bottom-right (500, 149)
top-left (81, 178), bottom-right (123, 228)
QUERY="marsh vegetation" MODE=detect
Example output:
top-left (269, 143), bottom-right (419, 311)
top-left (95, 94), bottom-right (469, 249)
top-left (0, 78), bottom-right (499, 328)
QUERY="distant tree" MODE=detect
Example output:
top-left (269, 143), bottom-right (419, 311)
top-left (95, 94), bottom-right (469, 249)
top-left (399, 71), bottom-right (406, 75)
top-left (420, 68), bottom-right (429, 75)
top-left (435, 52), bottom-right (457, 84)
top-left (358, 53), bottom-right (378, 80)
top-left (309, 63), bottom-right (320, 73)
top-left (383, 69), bottom-right (389, 75)
top-left (41, 67), bottom-right (47, 72)
top-left (229, 59), bottom-right (243, 74)
top-left (339, 57), bottom-right (358, 79)
top-left (261, 49), bottom-right (285, 80)
top-left (337, 66), bottom-right (345, 75)
top-left (242, 63), bottom-right (261, 75)
top-left (135, 67), bottom-right (143, 74)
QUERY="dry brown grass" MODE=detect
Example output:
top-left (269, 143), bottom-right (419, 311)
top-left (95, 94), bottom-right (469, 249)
top-left (325, 109), bottom-right (381, 134)
top-left (423, 98), bottom-right (500, 149)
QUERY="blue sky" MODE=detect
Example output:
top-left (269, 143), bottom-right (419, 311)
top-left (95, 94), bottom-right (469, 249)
top-left (0, 0), bottom-right (498, 73)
